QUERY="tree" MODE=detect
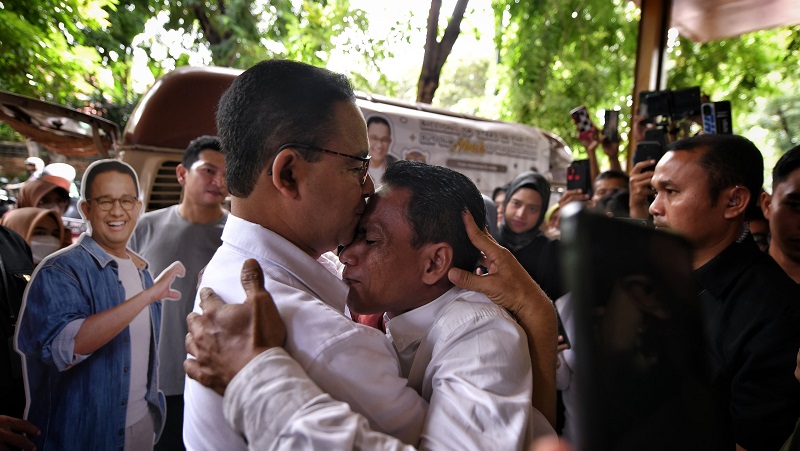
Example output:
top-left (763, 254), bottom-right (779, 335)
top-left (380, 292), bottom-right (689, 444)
top-left (492, 0), bottom-right (799, 164)
top-left (417, 0), bottom-right (470, 104)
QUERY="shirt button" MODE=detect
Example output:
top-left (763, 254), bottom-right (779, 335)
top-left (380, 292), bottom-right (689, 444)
top-left (123, 367), bottom-right (129, 374)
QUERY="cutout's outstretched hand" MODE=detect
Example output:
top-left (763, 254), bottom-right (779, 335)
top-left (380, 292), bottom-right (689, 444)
top-left (152, 261), bottom-right (186, 301)
top-left (184, 259), bottom-right (286, 395)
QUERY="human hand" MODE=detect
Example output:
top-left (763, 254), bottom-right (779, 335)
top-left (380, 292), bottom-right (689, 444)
top-left (0, 415), bottom-right (39, 451)
top-left (601, 138), bottom-right (620, 160)
top-left (632, 114), bottom-right (653, 143)
top-left (152, 261), bottom-right (186, 302)
top-left (447, 211), bottom-right (550, 317)
top-left (558, 189), bottom-right (590, 208)
top-left (578, 135), bottom-right (600, 152)
top-left (557, 335), bottom-right (570, 353)
top-left (628, 160), bottom-right (656, 219)
top-left (184, 259), bottom-right (285, 395)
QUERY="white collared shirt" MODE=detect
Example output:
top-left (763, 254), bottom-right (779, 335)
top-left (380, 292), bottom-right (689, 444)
top-left (386, 287), bottom-right (535, 450)
top-left (221, 287), bottom-right (543, 450)
top-left (183, 215), bottom-right (427, 450)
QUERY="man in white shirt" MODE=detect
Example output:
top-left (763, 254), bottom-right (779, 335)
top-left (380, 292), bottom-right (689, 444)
top-left (185, 160), bottom-right (561, 449)
top-left (182, 60), bottom-right (428, 450)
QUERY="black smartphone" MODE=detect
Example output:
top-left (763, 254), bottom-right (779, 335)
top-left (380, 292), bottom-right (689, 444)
top-left (567, 159), bottom-right (592, 195)
top-left (632, 141), bottom-right (664, 172)
top-left (602, 109), bottom-right (620, 143)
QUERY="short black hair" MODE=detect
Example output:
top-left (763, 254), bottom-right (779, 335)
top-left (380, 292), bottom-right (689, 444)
top-left (183, 135), bottom-right (222, 168)
top-left (596, 169), bottom-right (629, 185)
top-left (367, 116), bottom-right (390, 129)
top-left (81, 159), bottom-right (140, 200)
top-left (382, 160), bottom-right (486, 271)
top-left (669, 134), bottom-right (763, 218)
top-left (772, 144), bottom-right (800, 192)
top-left (216, 60), bottom-right (356, 197)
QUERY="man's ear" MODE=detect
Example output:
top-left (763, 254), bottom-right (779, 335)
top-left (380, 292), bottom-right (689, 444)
top-left (420, 243), bottom-right (453, 286)
top-left (176, 164), bottom-right (188, 186)
top-left (723, 185), bottom-right (750, 219)
top-left (270, 150), bottom-right (303, 199)
top-left (760, 191), bottom-right (773, 220)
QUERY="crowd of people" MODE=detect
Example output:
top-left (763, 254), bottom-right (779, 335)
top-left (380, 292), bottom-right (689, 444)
top-left (0, 58), bottom-right (798, 451)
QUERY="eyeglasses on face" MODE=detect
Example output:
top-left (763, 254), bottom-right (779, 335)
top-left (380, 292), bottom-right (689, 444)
top-left (277, 143), bottom-right (371, 185)
top-left (90, 195), bottom-right (139, 211)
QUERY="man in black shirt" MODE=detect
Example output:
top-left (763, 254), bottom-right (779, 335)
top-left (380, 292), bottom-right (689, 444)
top-left (649, 134), bottom-right (800, 451)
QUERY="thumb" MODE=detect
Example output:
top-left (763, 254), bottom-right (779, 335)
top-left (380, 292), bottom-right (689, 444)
top-left (239, 259), bottom-right (285, 348)
top-left (240, 259), bottom-right (265, 300)
top-left (448, 267), bottom-right (477, 291)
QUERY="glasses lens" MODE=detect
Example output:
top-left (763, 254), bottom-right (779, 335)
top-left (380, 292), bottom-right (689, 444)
top-left (120, 196), bottom-right (137, 210)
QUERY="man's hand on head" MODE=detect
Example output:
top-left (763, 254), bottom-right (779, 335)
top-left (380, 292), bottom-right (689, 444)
top-left (184, 259), bottom-right (286, 396)
top-left (447, 211), bottom-right (551, 318)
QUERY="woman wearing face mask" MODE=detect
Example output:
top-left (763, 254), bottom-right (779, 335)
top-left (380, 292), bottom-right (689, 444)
top-left (493, 171), bottom-right (565, 300)
top-left (0, 208), bottom-right (68, 265)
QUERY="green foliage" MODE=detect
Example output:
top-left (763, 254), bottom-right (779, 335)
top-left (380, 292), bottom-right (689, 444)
top-left (492, 0), bottom-right (799, 164)
top-left (492, 0), bottom-right (639, 160)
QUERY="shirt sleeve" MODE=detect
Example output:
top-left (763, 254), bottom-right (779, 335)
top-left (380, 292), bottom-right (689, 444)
top-left (418, 311), bottom-right (534, 450)
top-left (16, 264), bottom-right (94, 372)
top-left (224, 348), bottom-right (416, 451)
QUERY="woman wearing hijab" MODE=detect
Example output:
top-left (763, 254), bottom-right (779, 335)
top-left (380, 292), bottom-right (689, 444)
top-left (493, 171), bottom-right (565, 300)
top-left (0, 207), bottom-right (68, 265)
top-left (17, 177), bottom-right (71, 216)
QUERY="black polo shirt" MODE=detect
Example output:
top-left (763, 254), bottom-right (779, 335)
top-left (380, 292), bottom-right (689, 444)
top-left (695, 236), bottom-right (800, 451)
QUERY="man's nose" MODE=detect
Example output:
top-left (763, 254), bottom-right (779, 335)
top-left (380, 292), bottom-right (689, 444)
top-left (648, 193), bottom-right (662, 216)
top-left (339, 245), bottom-right (358, 266)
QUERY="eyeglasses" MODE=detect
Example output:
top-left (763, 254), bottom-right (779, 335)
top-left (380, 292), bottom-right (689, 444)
top-left (277, 143), bottom-right (371, 185)
top-left (90, 195), bottom-right (139, 211)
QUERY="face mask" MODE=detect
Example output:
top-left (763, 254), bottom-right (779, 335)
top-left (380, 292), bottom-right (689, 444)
top-left (30, 235), bottom-right (62, 264)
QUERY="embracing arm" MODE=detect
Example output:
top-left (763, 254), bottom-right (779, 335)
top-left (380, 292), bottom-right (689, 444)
top-left (448, 212), bottom-right (558, 427)
top-left (185, 259), bottom-right (417, 450)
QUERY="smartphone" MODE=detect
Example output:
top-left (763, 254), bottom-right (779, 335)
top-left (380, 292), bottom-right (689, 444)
top-left (701, 102), bottom-right (717, 134)
top-left (602, 109), bottom-right (620, 143)
top-left (713, 100), bottom-right (732, 134)
top-left (632, 141), bottom-right (664, 172)
top-left (638, 91), bottom-right (654, 124)
top-left (570, 105), bottom-right (598, 141)
top-left (567, 159), bottom-right (592, 195)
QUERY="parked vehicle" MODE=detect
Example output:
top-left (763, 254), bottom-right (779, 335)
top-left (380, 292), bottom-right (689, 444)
top-left (0, 66), bottom-right (571, 213)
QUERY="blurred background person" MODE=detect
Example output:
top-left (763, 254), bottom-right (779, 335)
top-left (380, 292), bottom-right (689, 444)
top-left (494, 171), bottom-right (564, 300)
top-left (4, 156), bottom-right (45, 191)
top-left (0, 207), bottom-right (67, 265)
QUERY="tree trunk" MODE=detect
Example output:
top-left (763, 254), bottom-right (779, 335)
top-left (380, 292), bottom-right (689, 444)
top-left (416, 0), bottom-right (469, 104)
